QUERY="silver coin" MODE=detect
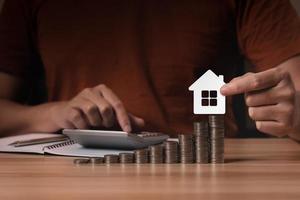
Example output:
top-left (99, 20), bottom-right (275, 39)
top-left (104, 154), bottom-right (119, 164)
top-left (134, 149), bottom-right (149, 164)
top-left (194, 121), bottom-right (209, 137)
top-left (164, 141), bottom-right (179, 163)
top-left (208, 115), bottom-right (225, 164)
top-left (149, 144), bottom-right (164, 164)
top-left (178, 134), bottom-right (195, 163)
top-left (73, 158), bottom-right (91, 164)
top-left (208, 115), bottom-right (225, 128)
top-left (90, 157), bottom-right (104, 164)
top-left (119, 153), bottom-right (134, 163)
top-left (193, 121), bottom-right (210, 164)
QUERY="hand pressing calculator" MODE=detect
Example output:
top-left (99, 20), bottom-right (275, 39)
top-left (63, 129), bottom-right (169, 150)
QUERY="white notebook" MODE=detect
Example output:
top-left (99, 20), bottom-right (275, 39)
top-left (0, 133), bottom-right (131, 157)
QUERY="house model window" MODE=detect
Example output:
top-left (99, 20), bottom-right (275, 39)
top-left (201, 90), bottom-right (217, 106)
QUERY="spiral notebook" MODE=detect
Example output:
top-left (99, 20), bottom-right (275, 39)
top-left (0, 133), bottom-right (131, 157)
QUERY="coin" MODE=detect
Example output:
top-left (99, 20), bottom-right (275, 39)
top-left (208, 115), bottom-right (225, 164)
top-left (149, 144), bottom-right (164, 164)
top-left (208, 115), bottom-right (225, 128)
top-left (193, 121), bottom-right (210, 164)
top-left (104, 154), bottom-right (119, 164)
top-left (194, 121), bottom-right (209, 137)
top-left (119, 153), bottom-right (134, 163)
top-left (90, 157), bottom-right (104, 164)
top-left (74, 118), bottom-right (225, 165)
top-left (164, 141), bottom-right (179, 163)
top-left (73, 158), bottom-right (91, 164)
top-left (178, 134), bottom-right (194, 163)
top-left (134, 149), bottom-right (149, 164)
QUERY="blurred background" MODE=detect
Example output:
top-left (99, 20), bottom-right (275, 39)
top-left (0, 0), bottom-right (299, 138)
top-left (292, 0), bottom-right (300, 14)
top-left (1, 0), bottom-right (299, 15)
top-left (1, 0), bottom-right (300, 15)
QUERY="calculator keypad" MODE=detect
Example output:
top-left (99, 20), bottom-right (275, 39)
top-left (138, 132), bottom-right (164, 138)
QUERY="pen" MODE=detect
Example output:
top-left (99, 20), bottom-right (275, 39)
top-left (9, 135), bottom-right (68, 147)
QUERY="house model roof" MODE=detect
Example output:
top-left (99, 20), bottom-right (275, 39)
top-left (189, 70), bottom-right (225, 91)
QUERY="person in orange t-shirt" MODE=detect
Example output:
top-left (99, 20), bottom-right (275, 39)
top-left (0, 0), bottom-right (300, 140)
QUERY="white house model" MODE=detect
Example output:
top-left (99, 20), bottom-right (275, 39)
top-left (189, 70), bottom-right (226, 114)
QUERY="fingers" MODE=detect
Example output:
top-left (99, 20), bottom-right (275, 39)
top-left (97, 85), bottom-right (131, 132)
top-left (67, 108), bottom-right (89, 129)
top-left (255, 121), bottom-right (287, 137)
top-left (81, 89), bottom-right (114, 127)
top-left (66, 86), bottom-right (118, 130)
top-left (248, 105), bottom-right (277, 121)
top-left (76, 98), bottom-right (102, 127)
top-left (221, 68), bottom-right (285, 96)
top-left (63, 84), bottom-right (144, 132)
top-left (224, 69), bottom-right (296, 137)
top-left (247, 91), bottom-right (295, 137)
top-left (129, 114), bottom-right (145, 130)
top-left (245, 86), bottom-right (294, 107)
top-left (245, 90), bottom-right (277, 107)
top-left (247, 100), bottom-right (294, 137)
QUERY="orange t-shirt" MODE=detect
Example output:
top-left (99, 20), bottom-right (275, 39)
top-left (0, 0), bottom-right (300, 136)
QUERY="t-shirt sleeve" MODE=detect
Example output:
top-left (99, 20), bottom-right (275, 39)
top-left (236, 0), bottom-right (300, 71)
top-left (0, 0), bottom-right (35, 77)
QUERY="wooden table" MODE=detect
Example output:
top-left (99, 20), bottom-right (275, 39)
top-left (1, 138), bottom-right (300, 200)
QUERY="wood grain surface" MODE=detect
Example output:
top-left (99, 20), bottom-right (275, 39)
top-left (1, 138), bottom-right (300, 200)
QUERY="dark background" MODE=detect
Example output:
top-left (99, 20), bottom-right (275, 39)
top-left (0, 0), bottom-right (299, 137)
top-left (1, 0), bottom-right (299, 16)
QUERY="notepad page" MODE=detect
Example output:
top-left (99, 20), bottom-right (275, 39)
top-left (0, 133), bottom-right (64, 154)
top-left (44, 141), bottom-right (132, 157)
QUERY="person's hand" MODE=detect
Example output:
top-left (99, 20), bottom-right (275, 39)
top-left (49, 84), bottom-right (145, 132)
top-left (220, 67), bottom-right (300, 138)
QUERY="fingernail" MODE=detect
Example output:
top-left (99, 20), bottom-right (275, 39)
top-left (124, 124), bottom-right (131, 133)
top-left (256, 121), bottom-right (261, 129)
top-left (248, 108), bottom-right (253, 117)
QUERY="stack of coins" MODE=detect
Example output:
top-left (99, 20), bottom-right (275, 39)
top-left (73, 158), bottom-right (91, 164)
top-left (104, 154), bottom-right (119, 164)
top-left (209, 115), bottom-right (225, 164)
top-left (163, 141), bottom-right (179, 163)
top-left (178, 134), bottom-right (194, 163)
top-left (90, 157), bottom-right (104, 164)
top-left (134, 149), bottom-right (149, 164)
top-left (119, 153), bottom-right (134, 163)
top-left (194, 121), bottom-right (209, 164)
top-left (73, 116), bottom-right (226, 166)
top-left (149, 144), bottom-right (164, 164)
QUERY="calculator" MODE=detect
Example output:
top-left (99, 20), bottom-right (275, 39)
top-left (62, 129), bottom-right (169, 150)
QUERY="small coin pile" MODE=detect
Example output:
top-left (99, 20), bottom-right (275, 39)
top-left (119, 153), bottom-right (134, 163)
top-left (134, 149), bottom-right (149, 164)
top-left (90, 157), bottom-right (104, 164)
top-left (73, 157), bottom-right (104, 164)
top-left (104, 154), bottom-right (119, 164)
top-left (209, 115), bottom-right (225, 164)
top-left (164, 141), bottom-right (179, 163)
top-left (73, 158), bottom-right (91, 164)
top-left (73, 115), bottom-right (225, 165)
top-left (149, 144), bottom-right (164, 163)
